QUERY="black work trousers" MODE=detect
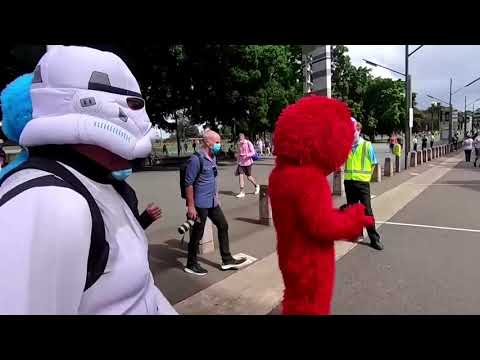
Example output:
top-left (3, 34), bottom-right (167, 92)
top-left (344, 180), bottom-right (381, 243)
top-left (187, 206), bottom-right (233, 266)
top-left (465, 149), bottom-right (472, 162)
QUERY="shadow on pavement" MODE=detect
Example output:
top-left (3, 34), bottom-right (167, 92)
top-left (234, 217), bottom-right (262, 225)
top-left (219, 190), bottom-right (237, 197)
top-left (436, 180), bottom-right (480, 193)
top-left (148, 239), bottom-right (220, 272)
top-left (454, 161), bottom-right (478, 169)
top-left (355, 240), bottom-right (373, 248)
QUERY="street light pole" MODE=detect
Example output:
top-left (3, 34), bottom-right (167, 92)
top-left (404, 46), bottom-right (410, 170)
top-left (449, 78), bottom-right (453, 144)
top-left (465, 96), bottom-right (467, 137)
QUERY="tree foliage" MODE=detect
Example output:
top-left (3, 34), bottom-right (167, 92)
top-left (331, 45), bottom-right (409, 138)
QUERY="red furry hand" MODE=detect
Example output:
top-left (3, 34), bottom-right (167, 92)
top-left (343, 204), bottom-right (373, 241)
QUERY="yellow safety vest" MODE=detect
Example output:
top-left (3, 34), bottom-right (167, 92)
top-left (393, 143), bottom-right (402, 157)
top-left (344, 140), bottom-right (374, 182)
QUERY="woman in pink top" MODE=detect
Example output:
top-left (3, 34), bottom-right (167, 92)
top-left (235, 133), bottom-right (260, 198)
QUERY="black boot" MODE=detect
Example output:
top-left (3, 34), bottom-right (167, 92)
top-left (370, 239), bottom-right (384, 251)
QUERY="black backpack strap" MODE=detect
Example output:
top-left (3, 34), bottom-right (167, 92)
top-left (111, 180), bottom-right (153, 230)
top-left (0, 157), bottom-right (109, 291)
top-left (193, 151), bottom-right (204, 181)
top-left (0, 175), bottom-right (70, 207)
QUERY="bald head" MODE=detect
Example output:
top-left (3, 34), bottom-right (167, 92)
top-left (202, 130), bottom-right (221, 156)
top-left (203, 129), bottom-right (220, 144)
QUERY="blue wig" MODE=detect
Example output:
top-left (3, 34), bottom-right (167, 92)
top-left (0, 73), bottom-right (33, 180)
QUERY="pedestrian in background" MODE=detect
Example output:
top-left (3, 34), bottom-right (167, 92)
top-left (344, 119), bottom-right (383, 251)
top-left (162, 144), bottom-right (169, 156)
top-left (474, 133), bottom-right (480, 167)
top-left (464, 135), bottom-right (473, 162)
top-left (256, 138), bottom-right (264, 156)
top-left (422, 133), bottom-right (428, 150)
top-left (235, 133), bottom-right (260, 198)
top-left (192, 139), bottom-right (197, 153)
top-left (265, 139), bottom-right (271, 156)
top-left (413, 135), bottom-right (418, 152)
top-left (184, 141), bottom-right (188, 154)
top-left (430, 133), bottom-right (435, 148)
top-left (389, 132), bottom-right (397, 153)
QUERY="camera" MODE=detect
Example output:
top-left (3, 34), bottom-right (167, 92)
top-left (178, 219), bottom-right (196, 235)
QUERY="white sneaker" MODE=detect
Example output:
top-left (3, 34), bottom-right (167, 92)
top-left (255, 185), bottom-right (260, 195)
top-left (236, 192), bottom-right (245, 198)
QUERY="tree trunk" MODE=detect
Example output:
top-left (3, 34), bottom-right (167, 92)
top-left (174, 113), bottom-right (181, 157)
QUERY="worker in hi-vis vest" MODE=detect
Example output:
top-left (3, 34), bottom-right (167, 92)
top-left (393, 142), bottom-right (402, 158)
top-left (343, 118), bottom-right (383, 251)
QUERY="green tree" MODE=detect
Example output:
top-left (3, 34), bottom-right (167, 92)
top-left (362, 77), bottom-right (405, 138)
top-left (228, 45), bottom-right (303, 138)
top-left (331, 45), bottom-right (373, 123)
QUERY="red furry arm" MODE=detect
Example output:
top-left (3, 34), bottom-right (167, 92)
top-left (297, 174), bottom-right (372, 242)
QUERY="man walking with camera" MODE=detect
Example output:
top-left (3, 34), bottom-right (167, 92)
top-left (183, 130), bottom-right (247, 276)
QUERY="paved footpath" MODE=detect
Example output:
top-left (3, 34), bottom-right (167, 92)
top-left (130, 146), bottom-right (471, 314)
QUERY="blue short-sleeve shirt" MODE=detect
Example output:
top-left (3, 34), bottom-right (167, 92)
top-left (184, 149), bottom-right (218, 209)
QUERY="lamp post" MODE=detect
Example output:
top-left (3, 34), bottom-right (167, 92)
top-left (363, 45), bottom-right (424, 169)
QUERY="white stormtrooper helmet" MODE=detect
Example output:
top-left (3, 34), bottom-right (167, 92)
top-left (20, 45), bottom-right (154, 160)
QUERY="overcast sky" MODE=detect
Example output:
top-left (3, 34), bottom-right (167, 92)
top-left (346, 45), bottom-right (480, 111)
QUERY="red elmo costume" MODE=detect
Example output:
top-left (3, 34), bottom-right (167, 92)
top-left (269, 96), bottom-right (374, 315)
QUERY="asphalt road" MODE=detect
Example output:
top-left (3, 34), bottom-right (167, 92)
top-left (333, 152), bottom-right (480, 314)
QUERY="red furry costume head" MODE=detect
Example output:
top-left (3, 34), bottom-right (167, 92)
top-left (269, 96), bottom-right (374, 315)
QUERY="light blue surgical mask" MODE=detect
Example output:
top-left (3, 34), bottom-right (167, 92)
top-left (111, 168), bottom-right (133, 181)
top-left (212, 143), bottom-right (221, 155)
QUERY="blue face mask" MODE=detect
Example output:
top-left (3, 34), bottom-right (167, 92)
top-left (111, 168), bottom-right (133, 181)
top-left (212, 143), bottom-right (221, 154)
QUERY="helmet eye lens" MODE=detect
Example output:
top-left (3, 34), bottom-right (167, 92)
top-left (126, 97), bottom-right (145, 110)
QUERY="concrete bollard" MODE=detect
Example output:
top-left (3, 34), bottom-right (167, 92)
top-left (427, 148), bottom-right (432, 161)
top-left (417, 151), bottom-right (423, 165)
top-left (384, 157), bottom-right (393, 177)
top-left (371, 164), bottom-right (382, 183)
top-left (432, 147), bottom-right (436, 159)
top-left (332, 169), bottom-right (344, 196)
top-left (410, 151), bottom-right (417, 167)
top-left (395, 155), bottom-right (400, 173)
top-left (423, 149), bottom-right (427, 162)
top-left (184, 217), bottom-right (215, 254)
top-left (259, 184), bottom-right (272, 226)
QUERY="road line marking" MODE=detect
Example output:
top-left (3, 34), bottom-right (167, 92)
top-left (376, 221), bottom-right (480, 233)
top-left (402, 183), bottom-right (480, 186)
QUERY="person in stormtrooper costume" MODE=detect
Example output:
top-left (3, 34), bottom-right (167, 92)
top-left (0, 45), bottom-right (177, 315)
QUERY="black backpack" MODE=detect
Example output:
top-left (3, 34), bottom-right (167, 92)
top-left (0, 157), bottom-right (109, 291)
top-left (180, 152), bottom-right (203, 199)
